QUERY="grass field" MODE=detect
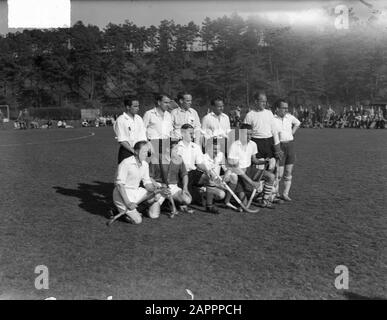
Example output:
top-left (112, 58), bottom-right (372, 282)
top-left (0, 127), bottom-right (386, 300)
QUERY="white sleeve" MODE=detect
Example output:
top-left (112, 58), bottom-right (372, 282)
top-left (115, 161), bottom-right (129, 185)
top-left (225, 115), bottom-right (231, 133)
top-left (251, 142), bottom-right (258, 156)
top-left (194, 145), bottom-right (204, 164)
top-left (141, 162), bottom-right (152, 186)
top-left (142, 111), bottom-right (150, 138)
top-left (292, 115), bottom-right (301, 126)
top-left (270, 112), bottom-right (278, 136)
top-left (228, 142), bottom-right (239, 161)
top-left (194, 110), bottom-right (201, 130)
top-left (244, 112), bottom-right (251, 124)
top-left (138, 117), bottom-right (147, 141)
top-left (114, 117), bottom-right (127, 143)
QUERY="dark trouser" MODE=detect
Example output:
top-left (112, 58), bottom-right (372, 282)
top-left (188, 169), bottom-right (204, 205)
top-left (118, 145), bottom-right (134, 164)
top-left (251, 137), bottom-right (275, 159)
top-left (279, 141), bottom-right (296, 166)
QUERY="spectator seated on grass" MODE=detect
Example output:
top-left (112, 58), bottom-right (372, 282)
top-left (82, 119), bottom-right (90, 127)
top-left (14, 120), bottom-right (27, 130)
top-left (41, 120), bottom-right (53, 129)
top-left (57, 120), bottom-right (68, 128)
top-left (30, 120), bottom-right (39, 129)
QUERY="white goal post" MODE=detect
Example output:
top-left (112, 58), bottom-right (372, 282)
top-left (0, 105), bottom-right (9, 122)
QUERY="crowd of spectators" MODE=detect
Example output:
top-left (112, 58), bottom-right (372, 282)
top-left (292, 105), bottom-right (387, 129)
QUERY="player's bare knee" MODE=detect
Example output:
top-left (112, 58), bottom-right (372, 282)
top-left (264, 171), bottom-right (275, 183)
top-left (229, 173), bottom-right (238, 185)
top-left (215, 189), bottom-right (226, 200)
top-left (284, 173), bottom-right (292, 182)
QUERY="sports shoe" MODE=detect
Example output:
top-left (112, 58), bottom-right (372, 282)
top-left (272, 196), bottom-right (284, 204)
top-left (206, 205), bottom-right (220, 214)
top-left (122, 214), bottom-right (135, 224)
top-left (281, 194), bottom-right (292, 202)
top-left (258, 199), bottom-right (275, 209)
top-left (180, 205), bottom-right (195, 214)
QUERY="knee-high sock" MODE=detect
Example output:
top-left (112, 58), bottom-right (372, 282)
top-left (283, 175), bottom-right (292, 196)
top-left (206, 189), bottom-right (214, 206)
top-left (263, 182), bottom-right (273, 200)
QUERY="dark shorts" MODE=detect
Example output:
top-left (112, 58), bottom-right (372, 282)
top-left (234, 166), bottom-right (260, 194)
top-left (118, 145), bottom-right (134, 164)
top-left (279, 141), bottom-right (296, 166)
top-left (251, 137), bottom-right (275, 159)
top-left (188, 169), bottom-right (205, 204)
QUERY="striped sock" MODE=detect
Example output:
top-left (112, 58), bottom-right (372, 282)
top-left (263, 183), bottom-right (273, 200)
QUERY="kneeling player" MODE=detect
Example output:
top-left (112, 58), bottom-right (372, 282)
top-left (112, 141), bottom-right (161, 225)
top-left (228, 124), bottom-right (276, 209)
top-left (149, 143), bottom-right (192, 216)
top-left (176, 124), bottom-right (225, 214)
top-left (200, 137), bottom-right (239, 210)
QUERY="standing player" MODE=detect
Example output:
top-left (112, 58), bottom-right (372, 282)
top-left (201, 97), bottom-right (231, 157)
top-left (171, 92), bottom-right (201, 144)
top-left (201, 97), bottom-right (231, 139)
top-left (243, 91), bottom-right (282, 171)
top-left (273, 99), bottom-right (301, 201)
top-left (113, 97), bottom-right (147, 164)
top-left (143, 94), bottom-right (173, 164)
top-left (112, 141), bottom-right (161, 225)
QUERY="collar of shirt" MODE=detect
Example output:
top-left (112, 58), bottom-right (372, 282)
top-left (177, 107), bottom-right (193, 114)
top-left (274, 113), bottom-right (291, 120)
top-left (126, 155), bottom-right (144, 168)
top-left (123, 112), bottom-right (137, 121)
top-left (151, 107), bottom-right (170, 118)
top-left (209, 111), bottom-right (225, 118)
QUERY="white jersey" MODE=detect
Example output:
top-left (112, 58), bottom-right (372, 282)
top-left (274, 114), bottom-right (301, 142)
top-left (244, 109), bottom-right (277, 139)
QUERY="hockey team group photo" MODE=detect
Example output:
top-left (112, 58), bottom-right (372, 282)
top-left (0, 0), bottom-right (386, 300)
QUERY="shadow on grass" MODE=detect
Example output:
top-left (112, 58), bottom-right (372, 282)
top-left (53, 181), bottom-right (114, 218)
top-left (343, 292), bottom-right (386, 300)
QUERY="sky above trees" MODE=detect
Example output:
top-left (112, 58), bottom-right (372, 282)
top-left (0, 0), bottom-right (386, 35)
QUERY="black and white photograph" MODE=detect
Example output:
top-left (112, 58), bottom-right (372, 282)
top-left (0, 0), bottom-right (386, 303)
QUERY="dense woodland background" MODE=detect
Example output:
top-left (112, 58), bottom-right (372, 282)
top-left (0, 7), bottom-right (387, 117)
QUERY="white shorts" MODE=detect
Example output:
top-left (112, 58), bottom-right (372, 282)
top-left (113, 187), bottom-right (149, 213)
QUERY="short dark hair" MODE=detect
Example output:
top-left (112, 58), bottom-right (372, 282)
top-left (155, 93), bottom-right (169, 103)
top-left (274, 98), bottom-right (289, 110)
top-left (210, 97), bottom-right (223, 106)
top-left (177, 92), bottom-right (191, 102)
top-left (133, 140), bottom-right (149, 151)
top-left (253, 91), bottom-right (267, 101)
top-left (239, 123), bottom-right (252, 130)
top-left (181, 123), bottom-right (194, 130)
top-left (123, 96), bottom-right (139, 107)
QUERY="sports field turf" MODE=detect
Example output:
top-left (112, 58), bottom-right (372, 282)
top-left (0, 127), bottom-right (386, 300)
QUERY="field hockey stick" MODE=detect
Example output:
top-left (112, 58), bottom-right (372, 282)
top-left (209, 168), bottom-right (260, 214)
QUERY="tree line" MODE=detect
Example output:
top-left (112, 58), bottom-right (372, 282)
top-left (0, 10), bottom-right (386, 116)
